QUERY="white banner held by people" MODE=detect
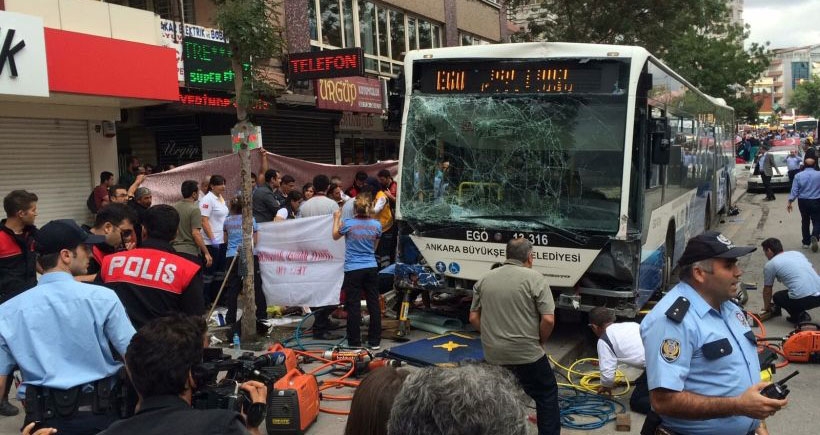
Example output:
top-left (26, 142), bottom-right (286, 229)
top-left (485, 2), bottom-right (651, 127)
top-left (256, 215), bottom-right (344, 307)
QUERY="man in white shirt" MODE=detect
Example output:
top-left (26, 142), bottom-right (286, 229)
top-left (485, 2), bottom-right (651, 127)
top-left (588, 307), bottom-right (649, 414)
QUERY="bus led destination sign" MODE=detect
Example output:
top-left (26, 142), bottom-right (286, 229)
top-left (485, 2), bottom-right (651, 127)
top-left (416, 59), bottom-right (625, 94)
top-left (288, 48), bottom-right (364, 81)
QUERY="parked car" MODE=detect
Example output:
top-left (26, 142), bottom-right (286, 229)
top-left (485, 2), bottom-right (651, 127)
top-left (747, 149), bottom-right (800, 192)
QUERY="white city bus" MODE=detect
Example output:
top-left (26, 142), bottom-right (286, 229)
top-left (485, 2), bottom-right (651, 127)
top-left (795, 117), bottom-right (818, 137)
top-left (392, 42), bottom-right (736, 317)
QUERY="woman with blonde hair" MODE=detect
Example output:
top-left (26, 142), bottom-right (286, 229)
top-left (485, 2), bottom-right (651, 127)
top-left (332, 193), bottom-right (382, 349)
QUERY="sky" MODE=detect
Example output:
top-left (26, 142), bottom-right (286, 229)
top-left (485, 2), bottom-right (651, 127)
top-left (743, 0), bottom-right (820, 48)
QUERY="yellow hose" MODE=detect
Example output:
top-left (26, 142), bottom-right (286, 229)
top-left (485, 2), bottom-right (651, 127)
top-left (549, 355), bottom-right (631, 396)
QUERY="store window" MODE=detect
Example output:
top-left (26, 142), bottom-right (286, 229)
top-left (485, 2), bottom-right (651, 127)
top-left (342, 138), bottom-right (400, 165)
top-left (320, 0), bottom-right (343, 47)
top-left (358, 1), bottom-right (379, 70)
top-left (343, 0), bottom-right (356, 48)
top-left (309, 0), bottom-right (318, 40)
top-left (309, 0), bottom-right (443, 77)
top-left (408, 19), bottom-right (418, 51)
top-left (390, 10), bottom-right (406, 61)
top-left (418, 20), bottom-right (431, 49)
top-left (460, 32), bottom-right (492, 46)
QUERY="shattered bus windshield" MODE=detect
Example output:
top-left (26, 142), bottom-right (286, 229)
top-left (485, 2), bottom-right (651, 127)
top-left (399, 61), bottom-right (629, 233)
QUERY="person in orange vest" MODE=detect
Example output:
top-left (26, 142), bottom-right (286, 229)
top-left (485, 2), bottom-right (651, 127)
top-left (369, 178), bottom-right (393, 267)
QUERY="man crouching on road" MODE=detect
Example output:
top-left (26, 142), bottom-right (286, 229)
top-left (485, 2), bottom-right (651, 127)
top-left (469, 237), bottom-right (559, 435)
top-left (640, 231), bottom-right (787, 435)
top-left (97, 314), bottom-right (267, 435)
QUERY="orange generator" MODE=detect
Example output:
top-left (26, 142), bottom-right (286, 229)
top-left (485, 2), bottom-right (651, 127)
top-left (782, 328), bottom-right (820, 363)
top-left (266, 368), bottom-right (320, 435)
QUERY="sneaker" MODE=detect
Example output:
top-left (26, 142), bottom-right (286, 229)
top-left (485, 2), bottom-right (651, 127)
top-left (803, 244), bottom-right (811, 249)
top-left (812, 236), bottom-right (818, 253)
top-left (367, 344), bottom-right (381, 351)
top-left (0, 400), bottom-right (19, 416)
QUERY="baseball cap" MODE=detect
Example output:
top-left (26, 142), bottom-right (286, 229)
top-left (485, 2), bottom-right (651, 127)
top-left (134, 187), bottom-right (151, 200)
top-left (677, 231), bottom-right (756, 267)
top-left (34, 219), bottom-right (107, 255)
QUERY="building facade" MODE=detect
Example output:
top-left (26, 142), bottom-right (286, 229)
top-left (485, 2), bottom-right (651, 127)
top-left (0, 0), bottom-right (178, 224)
top-left (93, 0), bottom-right (506, 170)
top-left (758, 45), bottom-right (820, 109)
top-left (727, 0), bottom-right (743, 29)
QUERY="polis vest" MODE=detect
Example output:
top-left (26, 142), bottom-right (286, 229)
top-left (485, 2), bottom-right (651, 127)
top-left (101, 248), bottom-right (200, 294)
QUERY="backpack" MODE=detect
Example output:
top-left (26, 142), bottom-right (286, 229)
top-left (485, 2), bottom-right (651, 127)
top-left (86, 190), bottom-right (98, 214)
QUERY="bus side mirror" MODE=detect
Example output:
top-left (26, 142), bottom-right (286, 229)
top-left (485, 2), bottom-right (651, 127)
top-left (651, 117), bottom-right (671, 165)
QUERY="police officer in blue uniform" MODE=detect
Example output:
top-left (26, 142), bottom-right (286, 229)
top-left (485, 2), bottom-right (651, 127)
top-left (640, 231), bottom-right (787, 435)
top-left (0, 220), bottom-right (136, 434)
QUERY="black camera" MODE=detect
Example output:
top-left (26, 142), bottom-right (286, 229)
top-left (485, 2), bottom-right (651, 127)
top-left (191, 348), bottom-right (288, 416)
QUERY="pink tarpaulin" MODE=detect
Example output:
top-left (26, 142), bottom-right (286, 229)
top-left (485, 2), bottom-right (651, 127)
top-left (142, 150), bottom-right (398, 205)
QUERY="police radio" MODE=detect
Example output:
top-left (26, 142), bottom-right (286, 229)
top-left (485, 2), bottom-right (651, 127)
top-left (760, 370), bottom-right (798, 400)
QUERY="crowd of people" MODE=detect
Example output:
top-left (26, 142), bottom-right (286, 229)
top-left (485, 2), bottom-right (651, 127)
top-left (734, 128), bottom-right (820, 322)
top-left (1, 139), bottom-right (816, 435)
top-left (0, 148), bottom-right (402, 434)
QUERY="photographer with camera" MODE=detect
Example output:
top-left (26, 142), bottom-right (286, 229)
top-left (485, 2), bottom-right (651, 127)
top-left (98, 314), bottom-right (267, 435)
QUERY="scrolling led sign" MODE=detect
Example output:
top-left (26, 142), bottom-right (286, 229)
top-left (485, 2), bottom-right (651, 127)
top-left (416, 59), bottom-right (625, 94)
top-left (182, 37), bottom-right (235, 91)
top-left (288, 48), bottom-right (364, 81)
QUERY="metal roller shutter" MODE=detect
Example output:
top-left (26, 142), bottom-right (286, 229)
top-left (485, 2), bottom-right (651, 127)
top-left (0, 118), bottom-right (92, 225)
top-left (258, 116), bottom-right (336, 164)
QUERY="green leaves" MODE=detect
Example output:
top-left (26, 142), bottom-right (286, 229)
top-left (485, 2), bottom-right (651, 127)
top-left (515, 0), bottom-right (770, 111)
top-left (725, 94), bottom-right (763, 124)
top-left (213, 0), bottom-right (286, 112)
top-left (790, 80), bottom-right (820, 118)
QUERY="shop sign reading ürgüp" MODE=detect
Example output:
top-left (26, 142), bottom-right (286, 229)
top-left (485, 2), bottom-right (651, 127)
top-left (0, 11), bottom-right (48, 97)
top-left (316, 76), bottom-right (383, 114)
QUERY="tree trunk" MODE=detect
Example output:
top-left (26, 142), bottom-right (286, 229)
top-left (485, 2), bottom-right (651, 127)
top-left (231, 55), bottom-right (258, 341)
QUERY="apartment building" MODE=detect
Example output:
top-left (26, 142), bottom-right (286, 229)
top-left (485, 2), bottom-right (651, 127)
top-left (98, 0), bottom-right (506, 167)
